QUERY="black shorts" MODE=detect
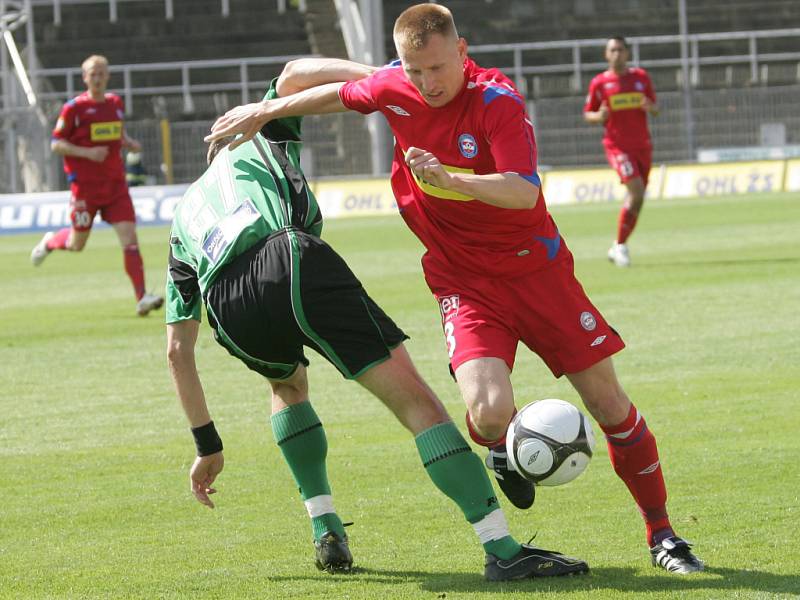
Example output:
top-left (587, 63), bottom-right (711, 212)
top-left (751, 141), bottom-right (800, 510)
top-left (205, 228), bottom-right (408, 380)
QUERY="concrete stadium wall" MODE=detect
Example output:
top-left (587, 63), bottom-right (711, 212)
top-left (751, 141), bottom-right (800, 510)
top-left (2, 159), bottom-right (799, 235)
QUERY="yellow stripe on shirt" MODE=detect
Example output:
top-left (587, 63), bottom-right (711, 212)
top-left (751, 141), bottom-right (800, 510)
top-left (608, 92), bottom-right (644, 111)
top-left (409, 163), bottom-right (475, 201)
top-left (90, 121), bottom-right (122, 142)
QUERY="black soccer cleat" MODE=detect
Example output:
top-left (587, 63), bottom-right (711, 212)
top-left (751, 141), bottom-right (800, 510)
top-left (486, 448), bottom-right (535, 509)
top-left (485, 543), bottom-right (590, 581)
top-left (650, 536), bottom-right (704, 574)
top-left (314, 530), bottom-right (353, 574)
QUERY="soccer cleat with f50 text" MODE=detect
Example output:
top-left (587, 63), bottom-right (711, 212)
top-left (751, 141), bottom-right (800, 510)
top-left (485, 543), bottom-right (589, 581)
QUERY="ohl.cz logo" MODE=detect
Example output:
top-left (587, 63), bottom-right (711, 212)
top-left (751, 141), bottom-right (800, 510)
top-left (458, 133), bottom-right (478, 158)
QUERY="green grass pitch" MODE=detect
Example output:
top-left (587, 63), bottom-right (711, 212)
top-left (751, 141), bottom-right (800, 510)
top-left (1, 192), bottom-right (798, 599)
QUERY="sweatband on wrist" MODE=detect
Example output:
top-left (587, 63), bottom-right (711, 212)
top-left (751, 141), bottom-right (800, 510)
top-left (191, 420), bottom-right (223, 456)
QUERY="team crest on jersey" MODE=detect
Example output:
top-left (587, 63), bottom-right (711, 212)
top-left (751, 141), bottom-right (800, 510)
top-left (439, 295), bottom-right (460, 321)
top-left (635, 81), bottom-right (644, 91)
top-left (387, 104), bottom-right (410, 116)
top-left (580, 311), bottom-right (597, 331)
top-left (458, 133), bottom-right (478, 158)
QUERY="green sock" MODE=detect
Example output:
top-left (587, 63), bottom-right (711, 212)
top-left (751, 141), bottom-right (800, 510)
top-left (271, 401), bottom-right (345, 541)
top-left (415, 422), bottom-right (521, 560)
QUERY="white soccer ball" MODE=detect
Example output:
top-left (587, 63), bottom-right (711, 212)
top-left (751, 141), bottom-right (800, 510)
top-left (506, 399), bottom-right (595, 486)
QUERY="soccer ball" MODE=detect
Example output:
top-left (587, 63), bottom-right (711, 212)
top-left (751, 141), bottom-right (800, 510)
top-left (506, 399), bottom-right (595, 486)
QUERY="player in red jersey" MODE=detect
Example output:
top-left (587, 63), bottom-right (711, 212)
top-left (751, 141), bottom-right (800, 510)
top-left (30, 55), bottom-right (163, 316)
top-left (205, 4), bottom-right (702, 575)
top-left (584, 36), bottom-right (659, 267)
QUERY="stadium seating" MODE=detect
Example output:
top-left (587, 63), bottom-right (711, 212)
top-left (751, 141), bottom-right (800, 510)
top-left (10, 0), bottom-right (800, 187)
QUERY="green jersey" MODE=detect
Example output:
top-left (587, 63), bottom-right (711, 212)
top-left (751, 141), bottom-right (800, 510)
top-left (166, 81), bottom-right (322, 323)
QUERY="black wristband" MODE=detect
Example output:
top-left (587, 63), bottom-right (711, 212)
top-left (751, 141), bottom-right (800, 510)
top-left (191, 420), bottom-right (223, 456)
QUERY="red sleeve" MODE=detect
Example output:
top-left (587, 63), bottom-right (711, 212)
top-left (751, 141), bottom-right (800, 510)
top-left (339, 75), bottom-right (379, 115)
top-left (583, 77), bottom-right (601, 113)
top-left (484, 95), bottom-right (540, 186)
top-left (115, 95), bottom-right (125, 116)
top-left (52, 101), bottom-right (75, 140)
top-left (644, 71), bottom-right (656, 103)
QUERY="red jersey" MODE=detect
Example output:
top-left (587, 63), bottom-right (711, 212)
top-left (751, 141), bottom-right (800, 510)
top-left (52, 91), bottom-right (126, 183)
top-left (339, 58), bottom-right (561, 279)
top-left (584, 67), bottom-right (655, 150)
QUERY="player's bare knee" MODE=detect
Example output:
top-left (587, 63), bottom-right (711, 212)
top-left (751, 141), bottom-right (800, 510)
top-left (469, 400), bottom-right (513, 441)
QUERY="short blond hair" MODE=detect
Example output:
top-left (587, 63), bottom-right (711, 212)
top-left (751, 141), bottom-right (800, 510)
top-left (393, 4), bottom-right (458, 52)
top-left (81, 54), bottom-right (109, 72)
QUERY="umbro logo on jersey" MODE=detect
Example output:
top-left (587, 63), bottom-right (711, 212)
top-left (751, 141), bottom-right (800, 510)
top-left (635, 81), bottom-right (645, 91)
top-left (85, 108), bottom-right (96, 114)
top-left (590, 335), bottom-right (607, 347)
top-left (386, 104), bottom-right (411, 116)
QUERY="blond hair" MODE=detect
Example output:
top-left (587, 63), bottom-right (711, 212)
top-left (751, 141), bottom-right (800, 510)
top-left (393, 3), bottom-right (458, 52)
top-left (81, 54), bottom-right (109, 72)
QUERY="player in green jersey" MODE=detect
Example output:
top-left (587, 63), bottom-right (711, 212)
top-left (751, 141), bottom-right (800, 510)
top-left (166, 58), bottom-right (587, 580)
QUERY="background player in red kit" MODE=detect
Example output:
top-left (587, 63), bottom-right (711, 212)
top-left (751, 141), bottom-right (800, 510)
top-left (205, 4), bottom-right (702, 575)
top-left (31, 55), bottom-right (163, 316)
top-left (584, 37), bottom-right (659, 267)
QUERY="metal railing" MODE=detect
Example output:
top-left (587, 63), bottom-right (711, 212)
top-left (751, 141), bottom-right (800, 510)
top-left (29, 0), bottom-right (303, 23)
top-left (29, 54), bottom-right (314, 115)
top-left (468, 28), bottom-right (800, 94)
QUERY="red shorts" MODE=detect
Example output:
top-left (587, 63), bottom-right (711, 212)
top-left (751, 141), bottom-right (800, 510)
top-left (604, 144), bottom-right (652, 186)
top-left (69, 178), bottom-right (135, 231)
top-left (427, 249), bottom-right (625, 377)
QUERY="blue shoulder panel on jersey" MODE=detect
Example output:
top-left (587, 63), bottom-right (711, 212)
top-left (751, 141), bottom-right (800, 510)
top-left (386, 59), bottom-right (402, 68)
top-left (521, 173), bottom-right (542, 187)
top-left (482, 85), bottom-right (522, 105)
top-left (533, 230), bottom-right (561, 261)
top-left (66, 99), bottom-right (77, 107)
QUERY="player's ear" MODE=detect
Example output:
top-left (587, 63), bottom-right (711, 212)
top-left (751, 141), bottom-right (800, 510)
top-left (457, 37), bottom-right (468, 61)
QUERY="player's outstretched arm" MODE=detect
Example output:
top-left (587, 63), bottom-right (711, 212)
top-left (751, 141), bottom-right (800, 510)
top-left (167, 319), bottom-right (224, 508)
top-left (205, 81), bottom-right (349, 150)
top-left (276, 57), bottom-right (377, 97)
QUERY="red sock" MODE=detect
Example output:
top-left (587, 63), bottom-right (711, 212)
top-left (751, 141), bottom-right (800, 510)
top-left (123, 244), bottom-right (146, 300)
top-left (47, 228), bottom-right (71, 250)
top-left (466, 409), bottom-right (516, 449)
top-left (617, 206), bottom-right (639, 244)
top-left (600, 404), bottom-right (673, 546)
